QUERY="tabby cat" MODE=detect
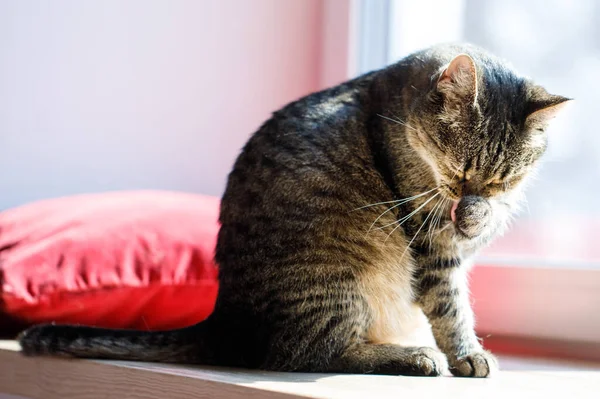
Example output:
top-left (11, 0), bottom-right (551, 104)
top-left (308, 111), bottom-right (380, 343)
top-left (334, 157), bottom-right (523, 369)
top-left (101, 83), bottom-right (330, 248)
top-left (19, 43), bottom-right (570, 377)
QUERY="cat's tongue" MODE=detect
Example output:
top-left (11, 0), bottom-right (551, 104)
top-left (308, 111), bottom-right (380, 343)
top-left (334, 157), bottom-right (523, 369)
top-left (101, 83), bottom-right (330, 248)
top-left (450, 200), bottom-right (459, 223)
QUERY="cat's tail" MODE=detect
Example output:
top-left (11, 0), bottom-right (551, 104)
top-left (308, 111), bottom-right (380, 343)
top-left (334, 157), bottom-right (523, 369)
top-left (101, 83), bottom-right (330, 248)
top-left (17, 318), bottom-right (219, 364)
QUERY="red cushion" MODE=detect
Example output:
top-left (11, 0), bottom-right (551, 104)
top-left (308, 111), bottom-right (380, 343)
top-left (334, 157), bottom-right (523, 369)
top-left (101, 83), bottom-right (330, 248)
top-left (0, 191), bottom-right (220, 332)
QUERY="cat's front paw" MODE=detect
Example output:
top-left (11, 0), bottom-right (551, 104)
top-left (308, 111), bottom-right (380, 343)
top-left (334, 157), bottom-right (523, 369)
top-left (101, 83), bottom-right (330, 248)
top-left (404, 347), bottom-right (449, 377)
top-left (450, 350), bottom-right (498, 378)
top-left (454, 196), bottom-right (492, 239)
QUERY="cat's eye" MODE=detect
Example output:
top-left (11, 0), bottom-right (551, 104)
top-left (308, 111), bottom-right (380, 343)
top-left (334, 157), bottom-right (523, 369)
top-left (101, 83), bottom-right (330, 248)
top-left (452, 170), bottom-right (471, 182)
top-left (488, 174), bottom-right (524, 190)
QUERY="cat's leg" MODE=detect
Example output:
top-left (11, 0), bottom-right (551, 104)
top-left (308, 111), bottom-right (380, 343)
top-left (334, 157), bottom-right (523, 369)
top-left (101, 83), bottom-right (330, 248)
top-left (264, 323), bottom-right (449, 376)
top-left (327, 343), bottom-right (448, 376)
top-left (415, 259), bottom-right (498, 377)
top-left (259, 289), bottom-right (448, 376)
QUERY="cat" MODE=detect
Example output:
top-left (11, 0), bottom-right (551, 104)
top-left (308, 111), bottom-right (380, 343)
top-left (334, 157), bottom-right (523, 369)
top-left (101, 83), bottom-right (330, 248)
top-left (18, 43), bottom-right (570, 378)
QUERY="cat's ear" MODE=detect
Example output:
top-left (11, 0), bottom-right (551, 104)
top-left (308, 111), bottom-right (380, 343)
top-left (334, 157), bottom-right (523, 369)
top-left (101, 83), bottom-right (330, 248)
top-left (525, 86), bottom-right (572, 130)
top-left (437, 54), bottom-right (478, 105)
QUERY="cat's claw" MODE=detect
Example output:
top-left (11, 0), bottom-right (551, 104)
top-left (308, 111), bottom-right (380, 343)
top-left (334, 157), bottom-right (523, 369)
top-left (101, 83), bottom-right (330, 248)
top-left (450, 350), bottom-right (498, 378)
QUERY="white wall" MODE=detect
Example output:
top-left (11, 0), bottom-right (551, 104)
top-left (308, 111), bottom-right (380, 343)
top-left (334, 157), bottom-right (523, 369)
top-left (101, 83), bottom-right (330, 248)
top-left (0, 0), bottom-right (351, 209)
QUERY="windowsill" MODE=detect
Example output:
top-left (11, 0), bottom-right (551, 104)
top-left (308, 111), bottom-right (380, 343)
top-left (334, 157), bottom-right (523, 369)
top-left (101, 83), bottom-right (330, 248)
top-left (1, 341), bottom-right (599, 399)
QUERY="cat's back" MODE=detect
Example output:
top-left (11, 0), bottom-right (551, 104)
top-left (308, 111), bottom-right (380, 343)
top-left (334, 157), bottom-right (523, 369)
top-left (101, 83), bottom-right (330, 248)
top-left (218, 74), bottom-right (381, 225)
top-left (214, 71), bottom-right (400, 283)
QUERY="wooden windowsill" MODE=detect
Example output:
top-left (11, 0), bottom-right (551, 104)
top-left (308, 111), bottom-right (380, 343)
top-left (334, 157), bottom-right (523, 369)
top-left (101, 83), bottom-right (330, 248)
top-left (1, 340), bottom-right (599, 399)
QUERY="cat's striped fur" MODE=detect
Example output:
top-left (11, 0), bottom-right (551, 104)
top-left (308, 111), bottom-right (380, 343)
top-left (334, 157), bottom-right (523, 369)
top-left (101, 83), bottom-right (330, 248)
top-left (19, 44), bottom-right (569, 377)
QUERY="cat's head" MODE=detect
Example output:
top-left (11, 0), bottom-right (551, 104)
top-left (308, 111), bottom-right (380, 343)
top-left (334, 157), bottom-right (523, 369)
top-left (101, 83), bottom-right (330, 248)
top-left (407, 51), bottom-right (570, 241)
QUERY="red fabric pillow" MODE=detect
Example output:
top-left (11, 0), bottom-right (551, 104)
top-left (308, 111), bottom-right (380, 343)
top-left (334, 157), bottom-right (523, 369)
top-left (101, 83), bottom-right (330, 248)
top-left (0, 191), bottom-right (220, 333)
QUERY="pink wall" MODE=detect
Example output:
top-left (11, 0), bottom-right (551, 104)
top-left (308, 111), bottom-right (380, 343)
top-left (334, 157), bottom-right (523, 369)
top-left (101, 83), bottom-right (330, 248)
top-left (320, 0), bottom-right (355, 88)
top-left (0, 0), bottom-right (346, 209)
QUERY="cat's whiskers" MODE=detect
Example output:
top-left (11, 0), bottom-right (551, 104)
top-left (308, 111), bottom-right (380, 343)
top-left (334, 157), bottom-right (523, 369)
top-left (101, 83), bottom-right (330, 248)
top-left (377, 191), bottom-right (440, 232)
top-left (377, 114), bottom-right (419, 132)
top-left (438, 219), bottom-right (453, 233)
top-left (428, 196), bottom-right (453, 236)
top-left (353, 186), bottom-right (440, 212)
top-left (427, 196), bottom-right (447, 245)
top-left (435, 197), bottom-right (451, 235)
top-left (425, 197), bottom-right (442, 245)
top-left (450, 169), bottom-right (460, 182)
top-left (398, 195), bottom-right (441, 260)
top-left (442, 197), bottom-right (451, 224)
top-left (432, 197), bottom-right (447, 237)
top-left (419, 182), bottom-right (454, 243)
top-left (363, 187), bottom-right (441, 234)
top-left (384, 191), bottom-right (441, 241)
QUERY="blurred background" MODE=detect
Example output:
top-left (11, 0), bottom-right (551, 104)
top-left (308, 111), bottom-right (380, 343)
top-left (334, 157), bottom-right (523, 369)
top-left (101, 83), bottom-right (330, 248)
top-left (1, 0), bottom-right (599, 367)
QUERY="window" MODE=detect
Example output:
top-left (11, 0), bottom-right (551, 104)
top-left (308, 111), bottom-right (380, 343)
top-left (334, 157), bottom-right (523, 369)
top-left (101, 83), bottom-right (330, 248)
top-left (353, 0), bottom-right (600, 352)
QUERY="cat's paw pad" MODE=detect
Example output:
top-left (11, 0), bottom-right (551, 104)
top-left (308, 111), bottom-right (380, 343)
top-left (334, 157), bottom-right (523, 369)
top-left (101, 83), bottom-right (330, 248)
top-left (450, 350), bottom-right (498, 378)
top-left (406, 347), bottom-right (449, 377)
